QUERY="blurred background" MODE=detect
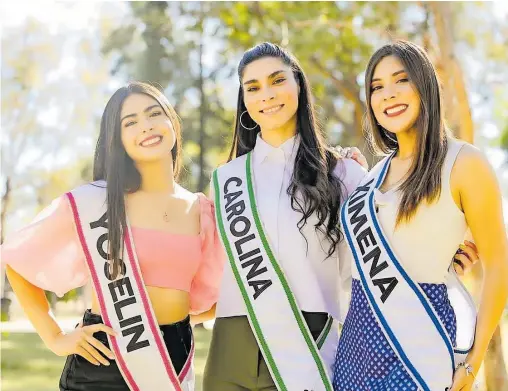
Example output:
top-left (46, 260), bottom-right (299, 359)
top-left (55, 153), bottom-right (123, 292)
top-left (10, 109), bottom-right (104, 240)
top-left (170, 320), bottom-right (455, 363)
top-left (1, 1), bottom-right (507, 390)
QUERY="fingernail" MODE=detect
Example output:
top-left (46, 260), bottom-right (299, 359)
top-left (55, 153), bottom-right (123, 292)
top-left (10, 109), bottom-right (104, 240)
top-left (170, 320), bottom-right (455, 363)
top-left (104, 362), bottom-right (110, 366)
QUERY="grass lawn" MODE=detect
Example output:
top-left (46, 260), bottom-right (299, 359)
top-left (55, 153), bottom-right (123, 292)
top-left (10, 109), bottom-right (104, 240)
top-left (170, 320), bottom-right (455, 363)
top-left (2, 318), bottom-right (507, 391)
top-left (1, 328), bottom-right (212, 391)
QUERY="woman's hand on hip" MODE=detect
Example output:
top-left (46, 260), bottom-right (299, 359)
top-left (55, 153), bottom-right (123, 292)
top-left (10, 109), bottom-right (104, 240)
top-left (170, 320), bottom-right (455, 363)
top-left (453, 240), bottom-right (479, 276)
top-left (48, 323), bottom-right (117, 366)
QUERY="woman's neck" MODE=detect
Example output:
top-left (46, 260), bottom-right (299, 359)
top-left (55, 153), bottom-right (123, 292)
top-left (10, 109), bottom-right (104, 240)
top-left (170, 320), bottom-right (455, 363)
top-left (395, 128), bottom-right (418, 160)
top-left (135, 156), bottom-right (175, 194)
top-left (260, 115), bottom-right (297, 147)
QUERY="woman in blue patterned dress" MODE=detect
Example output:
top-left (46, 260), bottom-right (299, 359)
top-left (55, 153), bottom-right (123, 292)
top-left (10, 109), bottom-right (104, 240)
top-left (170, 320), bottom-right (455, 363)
top-left (332, 40), bottom-right (508, 391)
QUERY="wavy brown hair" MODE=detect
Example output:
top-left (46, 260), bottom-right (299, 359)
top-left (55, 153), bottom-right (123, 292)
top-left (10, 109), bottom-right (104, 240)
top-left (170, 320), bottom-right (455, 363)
top-left (228, 43), bottom-right (345, 256)
top-left (364, 40), bottom-right (450, 225)
top-left (93, 82), bottom-right (182, 278)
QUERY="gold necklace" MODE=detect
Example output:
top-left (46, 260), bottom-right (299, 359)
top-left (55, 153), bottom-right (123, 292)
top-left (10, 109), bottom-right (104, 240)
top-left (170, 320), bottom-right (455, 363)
top-left (163, 210), bottom-right (171, 223)
top-left (161, 195), bottom-right (174, 223)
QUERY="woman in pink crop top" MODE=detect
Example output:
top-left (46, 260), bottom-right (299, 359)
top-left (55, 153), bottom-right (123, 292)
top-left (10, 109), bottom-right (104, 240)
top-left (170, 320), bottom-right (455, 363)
top-left (1, 82), bottom-right (224, 391)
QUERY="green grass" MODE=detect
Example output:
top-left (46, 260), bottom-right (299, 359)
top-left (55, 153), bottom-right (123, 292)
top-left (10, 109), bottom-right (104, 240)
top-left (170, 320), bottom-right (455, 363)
top-left (2, 318), bottom-right (507, 391)
top-left (1, 328), bottom-right (212, 391)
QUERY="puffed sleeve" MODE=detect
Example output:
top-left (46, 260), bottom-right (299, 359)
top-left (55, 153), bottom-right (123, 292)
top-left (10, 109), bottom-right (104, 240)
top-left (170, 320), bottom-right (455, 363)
top-left (188, 193), bottom-right (226, 315)
top-left (0, 195), bottom-right (89, 297)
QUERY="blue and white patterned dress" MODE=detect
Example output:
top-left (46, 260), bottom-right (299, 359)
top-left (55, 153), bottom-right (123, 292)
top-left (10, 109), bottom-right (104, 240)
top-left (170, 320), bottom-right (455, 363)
top-left (332, 140), bottom-right (474, 390)
top-left (332, 279), bottom-right (457, 391)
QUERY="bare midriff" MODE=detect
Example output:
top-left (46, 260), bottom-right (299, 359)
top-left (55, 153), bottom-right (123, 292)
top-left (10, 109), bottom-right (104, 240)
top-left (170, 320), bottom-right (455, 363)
top-left (90, 286), bottom-right (190, 326)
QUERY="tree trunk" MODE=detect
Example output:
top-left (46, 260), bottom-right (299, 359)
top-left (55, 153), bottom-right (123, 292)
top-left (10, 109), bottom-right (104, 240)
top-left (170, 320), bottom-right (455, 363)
top-left (197, 5), bottom-right (207, 192)
top-left (1, 177), bottom-right (11, 244)
top-left (49, 292), bottom-right (58, 311)
top-left (309, 56), bottom-right (366, 143)
top-left (430, 2), bottom-right (474, 143)
top-left (451, 60), bottom-right (474, 143)
top-left (430, 4), bottom-right (507, 389)
top-left (484, 327), bottom-right (508, 390)
top-left (1, 177), bottom-right (12, 321)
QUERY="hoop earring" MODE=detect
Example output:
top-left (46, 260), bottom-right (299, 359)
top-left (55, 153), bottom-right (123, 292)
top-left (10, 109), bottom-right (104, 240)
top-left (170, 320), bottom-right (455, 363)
top-left (240, 110), bottom-right (258, 130)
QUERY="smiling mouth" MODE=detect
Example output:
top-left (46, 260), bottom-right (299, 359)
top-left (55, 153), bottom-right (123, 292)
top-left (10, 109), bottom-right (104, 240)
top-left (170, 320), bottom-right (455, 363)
top-left (139, 135), bottom-right (163, 147)
top-left (384, 104), bottom-right (408, 117)
top-left (260, 104), bottom-right (284, 114)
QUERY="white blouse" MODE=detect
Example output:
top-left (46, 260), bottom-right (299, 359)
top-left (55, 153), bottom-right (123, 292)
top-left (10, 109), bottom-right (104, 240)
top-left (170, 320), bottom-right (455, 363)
top-left (211, 134), bottom-right (366, 321)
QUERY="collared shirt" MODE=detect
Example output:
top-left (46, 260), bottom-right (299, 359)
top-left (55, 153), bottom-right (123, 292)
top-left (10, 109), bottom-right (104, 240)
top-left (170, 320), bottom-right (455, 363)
top-left (212, 134), bottom-right (366, 321)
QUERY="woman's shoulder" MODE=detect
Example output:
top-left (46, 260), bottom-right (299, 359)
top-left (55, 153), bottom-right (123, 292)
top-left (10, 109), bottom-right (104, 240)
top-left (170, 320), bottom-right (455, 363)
top-left (180, 187), bottom-right (214, 230)
top-left (451, 141), bottom-right (498, 195)
top-left (174, 184), bottom-right (201, 201)
top-left (453, 142), bottom-right (490, 177)
top-left (213, 154), bottom-right (249, 173)
top-left (26, 182), bottom-right (104, 224)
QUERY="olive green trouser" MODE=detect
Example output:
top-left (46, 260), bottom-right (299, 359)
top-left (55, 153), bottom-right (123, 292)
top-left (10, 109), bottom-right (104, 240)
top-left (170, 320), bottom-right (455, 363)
top-left (203, 316), bottom-right (276, 391)
top-left (203, 314), bottom-right (327, 391)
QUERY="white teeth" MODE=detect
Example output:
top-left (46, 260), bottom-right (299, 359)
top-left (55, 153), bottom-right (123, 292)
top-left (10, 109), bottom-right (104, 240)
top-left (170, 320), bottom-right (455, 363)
top-left (386, 105), bottom-right (408, 115)
top-left (140, 136), bottom-right (162, 146)
top-left (262, 105), bottom-right (283, 114)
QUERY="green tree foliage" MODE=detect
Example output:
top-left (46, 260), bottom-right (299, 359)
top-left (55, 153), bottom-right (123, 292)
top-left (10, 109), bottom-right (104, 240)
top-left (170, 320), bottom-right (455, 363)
top-left (102, 1), bottom-right (234, 192)
top-left (212, 1), bottom-right (403, 150)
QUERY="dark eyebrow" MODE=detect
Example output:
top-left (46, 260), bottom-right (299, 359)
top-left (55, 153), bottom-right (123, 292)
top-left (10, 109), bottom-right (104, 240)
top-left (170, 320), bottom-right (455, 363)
top-left (243, 70), bottom-right (286, 86)
top-left (371, 69), bottom-right (406, 83)
top-left (121, 104), bottom-right (161, 123)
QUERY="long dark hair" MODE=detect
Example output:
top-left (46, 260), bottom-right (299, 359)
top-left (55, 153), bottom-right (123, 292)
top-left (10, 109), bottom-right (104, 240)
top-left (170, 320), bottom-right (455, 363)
top-left (93, 82), bottom-right (182, 278)
top-left (228, 42), bottom-right (345, 256)
top-left (364, 40), bottom-right (450, 225)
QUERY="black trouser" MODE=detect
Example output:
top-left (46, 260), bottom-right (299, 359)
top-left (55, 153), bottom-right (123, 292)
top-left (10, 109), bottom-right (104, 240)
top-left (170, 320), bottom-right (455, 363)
top-left (203, 312), bottom-right (328, 391)
top-left (59, 309), bottom-right (192, 391)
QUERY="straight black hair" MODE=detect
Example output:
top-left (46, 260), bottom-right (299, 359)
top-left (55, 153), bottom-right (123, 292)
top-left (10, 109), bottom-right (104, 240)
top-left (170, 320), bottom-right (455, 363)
top-left (93, 82), bottom-right (182, 277)
top-left (364, 40), bottom-right (449, 224)
top-left (229, 43), bottom-right (345, 256)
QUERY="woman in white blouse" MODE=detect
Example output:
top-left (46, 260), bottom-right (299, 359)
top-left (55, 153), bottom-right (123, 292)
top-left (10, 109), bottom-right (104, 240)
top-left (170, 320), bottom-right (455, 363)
top-left (202, 42), bottom-right (366, 391)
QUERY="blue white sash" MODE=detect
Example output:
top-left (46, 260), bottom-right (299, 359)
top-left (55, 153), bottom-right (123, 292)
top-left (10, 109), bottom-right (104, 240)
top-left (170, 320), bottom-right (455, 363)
top-left (340, 156), bottom-right (476, 391)
top-left (213, 153), bottom-right (336, 391)
top-left (67, 182), bottom-right (195, 391)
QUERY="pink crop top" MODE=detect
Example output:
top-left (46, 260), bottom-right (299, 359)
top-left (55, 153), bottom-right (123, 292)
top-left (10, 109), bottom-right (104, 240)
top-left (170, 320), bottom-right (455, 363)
top-left (0, 193), bottom-right (225, 315)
